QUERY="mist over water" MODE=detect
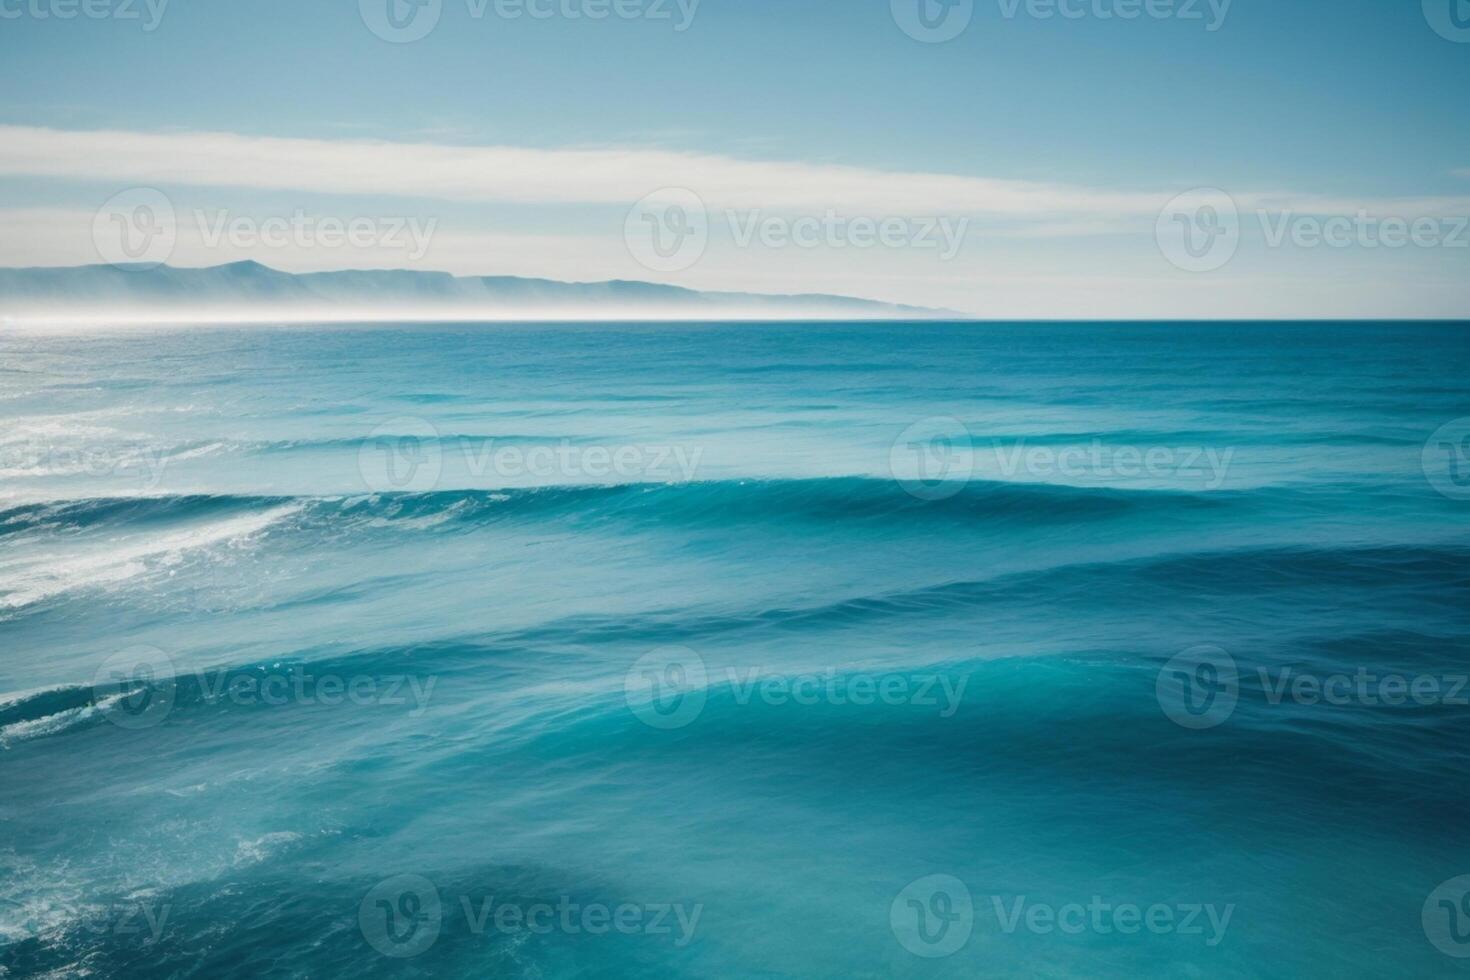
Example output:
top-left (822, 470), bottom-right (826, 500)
top-left (2, 321), bottom-right (1469, 978)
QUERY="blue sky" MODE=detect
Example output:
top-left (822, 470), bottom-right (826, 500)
top-left (1, 0), bottom-right (1468, 317)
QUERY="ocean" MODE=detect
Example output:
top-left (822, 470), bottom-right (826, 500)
top-left (1, 321), bottom-right (1468, 978)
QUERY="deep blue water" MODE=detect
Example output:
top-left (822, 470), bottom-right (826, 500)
top-left (1, 321), bottom-right (1469, 978)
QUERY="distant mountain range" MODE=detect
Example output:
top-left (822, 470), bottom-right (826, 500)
top-left (0, 262), bottom-right (947, 322)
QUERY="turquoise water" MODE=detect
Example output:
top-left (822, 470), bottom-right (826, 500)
top-left (2, 321), bottom-right (1469, 978)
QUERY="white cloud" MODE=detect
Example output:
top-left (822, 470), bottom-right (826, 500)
top-left (3, 127), bottom-right (1470, 318)
top-left (4, 125), bottom-right (1469, 224)
top-left (0, 124), bottom-right (1217, 218)
top-left (0, 125), bottom-right (1141, 215)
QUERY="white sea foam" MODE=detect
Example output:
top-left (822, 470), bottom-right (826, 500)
top-left (232, 832), bottom-right (304, 868)
top-left (364, 495), bottom-right (473, 530)
top-left (163, 441), bottom-right (229, 463)
top-left (0, 504), bottom-right (302, 611)
top-left (0, 693), bottom-right (127, 748)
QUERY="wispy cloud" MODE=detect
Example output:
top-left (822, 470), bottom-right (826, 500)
top-left (4, 126), bottom-right (1468, 227)
top-left (0, 125), bottom-right (1199, 219)
top-left (0, 125), bottom-right (1156, 216)
top-left (4, 127), bottom-right (1469, 319)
